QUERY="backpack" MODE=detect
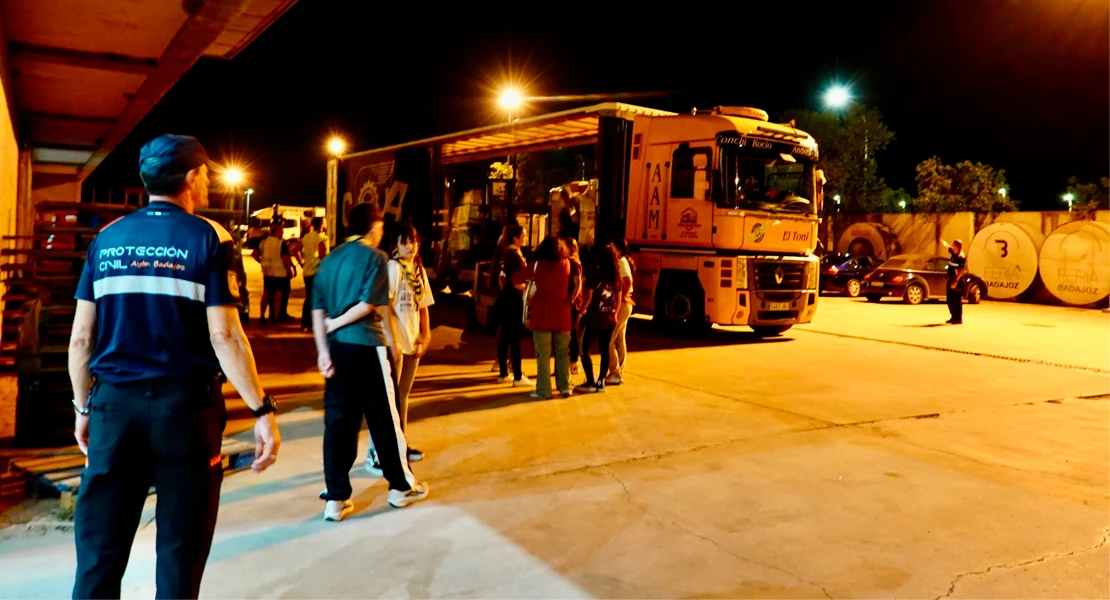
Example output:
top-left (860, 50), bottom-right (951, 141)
top-left (587, 279), bottom-right (620, 329)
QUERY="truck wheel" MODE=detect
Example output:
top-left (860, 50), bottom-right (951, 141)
top-left (845, 279), bottom-right (862, 298)
top-left (752, 325), bottom-right (792, 337)
top-left (656, 279), bottom-right (707, 336)
top-left (903, 284), bottom-right (925, 305)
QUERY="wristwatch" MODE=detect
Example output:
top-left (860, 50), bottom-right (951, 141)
top-left (250, 394), bottom-right (277, 418)
top-left (72, 399), bottom-right (90, 416)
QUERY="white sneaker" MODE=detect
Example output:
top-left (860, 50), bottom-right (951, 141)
top-left (604, 374), bottom-right (623, 386)
top-left (324, 499), bottom-right (354, 521)
top-left (388, 481), bottom-right (430, 508)
top-left (496, 375), bottom-right (513, 383)
top-left (513, 375), bottom-right (534, 387)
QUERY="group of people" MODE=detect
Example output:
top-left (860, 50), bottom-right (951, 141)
top-left (252, 217), bottom-right (330, 331)
top-left (491, 224), bottom-right (636, 399)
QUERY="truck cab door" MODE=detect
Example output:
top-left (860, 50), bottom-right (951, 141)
top-left (637, 144), bottom-right (672, 243)
top-left (664, 144), bottom-right (713, 245)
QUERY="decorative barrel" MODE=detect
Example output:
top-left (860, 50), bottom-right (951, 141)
top-left (967, 223), bottom-right (1044, 300)
top-left (1038, 220), bottom-right (1110, 306)
top-left (836, 222), bottom-right (900, 260)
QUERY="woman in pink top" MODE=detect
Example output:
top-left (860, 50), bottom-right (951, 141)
top-left (523, 237), bottom-right (580, 399)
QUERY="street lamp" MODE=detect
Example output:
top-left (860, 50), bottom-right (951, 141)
top-left (998, 188), bottom-right (1007, 198)
top-left (223, 167), bottom-right (244, 186)
top-left (1063, 192), bottom-right (1075, 211)
top-left (498, 89), bottom-right (523, 110)
top-left (833, 194), bottom-right (841, 205)
top-left (327, 136), bottom-right (346, 157)
top-left (898, 199), bottom-right (908, 211)
top-left (823, 84), bottom-right (851, 109)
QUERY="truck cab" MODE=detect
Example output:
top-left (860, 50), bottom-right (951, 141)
top-left (624, 106), bottom-right (823, 335)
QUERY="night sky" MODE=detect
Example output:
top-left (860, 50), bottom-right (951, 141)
top-left (85, 0), bottom-right (1109, 212)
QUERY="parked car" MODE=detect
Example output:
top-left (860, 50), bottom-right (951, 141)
top-left (862, 253), bottom-right (987, 305)
top-left (821, 254), bottom-right (884, 297)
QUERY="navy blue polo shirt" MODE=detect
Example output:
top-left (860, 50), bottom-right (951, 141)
top-left (75, 201), bottom-right (241, 383)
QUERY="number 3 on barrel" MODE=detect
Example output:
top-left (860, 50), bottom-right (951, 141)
top-left (995, 240), bottom-right (1008, 258)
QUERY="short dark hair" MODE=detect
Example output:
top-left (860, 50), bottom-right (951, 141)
top-left (347, 203), bottom-right (383, 237)
top-left (311, 216), bottom-right (324, 230)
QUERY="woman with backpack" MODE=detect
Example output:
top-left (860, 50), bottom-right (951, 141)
top-left (493, 224), bottom-right (532, 388)
top-left (525, 237), bottom-right (580, 399)
top-left (575, 245), bottom-right (622, 393)
top-left (606, 238), bottom-right (636, 385)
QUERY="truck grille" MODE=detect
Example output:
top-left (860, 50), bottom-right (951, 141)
top-left (754, 262), bottom-right (806, 290)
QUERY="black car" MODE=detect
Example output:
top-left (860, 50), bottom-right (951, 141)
top-left (821, 254), bottom-right (884, 297)
top-left (861, 253), bottom-right (987, 305)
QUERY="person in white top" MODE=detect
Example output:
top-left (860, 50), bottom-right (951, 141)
top-left (369, 223), bottom-right (434, 468)
top-left (300, 217), bottom-right (329, 332)
top-left (606, 238), bottom-right (635, 385)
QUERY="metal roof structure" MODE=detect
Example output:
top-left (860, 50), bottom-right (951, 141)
top-left (2, 0), bottom-right (297, 179)
top-left (344, 103), bottom-right (677, 165)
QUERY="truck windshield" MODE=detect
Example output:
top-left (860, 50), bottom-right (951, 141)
top-left (719, 148), bottom-right (816, 214)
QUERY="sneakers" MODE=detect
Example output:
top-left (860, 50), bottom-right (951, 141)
top-left (365, 449), bottom-right (383, 477)
top-left (324, 499), bottom-right (354, 521)
top-left (407, 446), bottom-right (424, 462)
top-left (529, 391), bottom-right (551, 400)
top-left (512, 375), bottom-right (534, 388)
top-left (573, 383), bottom-right (594, 394)
top-left (496, 375), bottom-right (513, 383)
top-left (604, 374), bottom-right (623, 386)
top-left (388, 481), bottom-right (430, 508)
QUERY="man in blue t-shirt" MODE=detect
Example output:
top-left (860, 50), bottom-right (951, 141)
top-left (68, 134), bottom-right (282, 599)
top-left (310, 203), bottom-right (429, 521)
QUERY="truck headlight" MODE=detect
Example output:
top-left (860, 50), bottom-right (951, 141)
top-left (735, 258), bottom-right (748, 289)
top-left (807, 260), bottom-right (819, 290)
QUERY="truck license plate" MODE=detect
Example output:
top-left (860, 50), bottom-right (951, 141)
top-left (768, 302), bottom-right (790, 311)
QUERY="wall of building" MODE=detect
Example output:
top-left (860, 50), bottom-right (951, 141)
top-left (830, 211), bottom-right (1110, 307)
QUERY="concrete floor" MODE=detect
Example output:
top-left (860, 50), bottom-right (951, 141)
top-left (1, 265), bottom-right (1107, 598)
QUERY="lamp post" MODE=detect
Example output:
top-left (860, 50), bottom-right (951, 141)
top-left (245, 188), bottom-right (254, 217)
top-left (1063, 192), bottom-right (1075, 211)
top-left (326, 136), bottom-right (346, 239)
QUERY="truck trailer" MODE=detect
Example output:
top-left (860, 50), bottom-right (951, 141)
top-left (326, 102), bottom-right (825, 335)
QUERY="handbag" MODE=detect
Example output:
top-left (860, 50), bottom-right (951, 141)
top-left (521, 264), bottom-right (537, 327)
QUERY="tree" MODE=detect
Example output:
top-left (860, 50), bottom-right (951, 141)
top-left (782, 105), bottom-right (898, 214)
top-left (1067, 176), bottom-right (1109, 213)
top-left (913, 157), bottom-right (1016, 213)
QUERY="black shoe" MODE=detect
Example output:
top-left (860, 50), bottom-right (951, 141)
top-left (949, 320), bottom-right (963, 325)
top-left (407, 446), bottom-right (424, 462)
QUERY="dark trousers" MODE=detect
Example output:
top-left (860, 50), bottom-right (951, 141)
top-left (324, 342), bottom-right (414, 498)
top-left (581, 326), bottom-right (614, 385)
top-left (301, 275), bottom-right (315, 329)
top-left (946, 287), bottom-right (963, 322)
top-left (74, 377), bottom-right (226, 600)
top-left (496, 301), bottom-right (524, 380)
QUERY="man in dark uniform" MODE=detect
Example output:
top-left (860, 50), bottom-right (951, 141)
top-left (68, 134), bottom-right (282, 599)
top-left (943, 239), bottom-right (967, 325)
